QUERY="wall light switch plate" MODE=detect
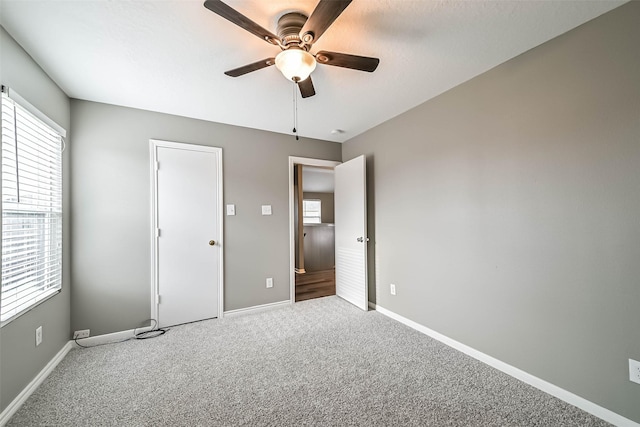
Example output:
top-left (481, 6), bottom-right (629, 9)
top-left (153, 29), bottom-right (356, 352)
top-left (266, 277), bottom-right (273, 288)
top-left (630, 359), bottom-right (640, 384)
top-left (35, 326), bottom-right (42, 346)
top-left (226, 204), bottom-right (235, 216)
top-left (390, 284), bottom-right (396, 295)
top-left (261, 205), bottom-right (272, 216)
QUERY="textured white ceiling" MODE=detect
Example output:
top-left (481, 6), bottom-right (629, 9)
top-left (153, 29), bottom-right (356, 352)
top-left (0, 0), bottom-right (625, 143)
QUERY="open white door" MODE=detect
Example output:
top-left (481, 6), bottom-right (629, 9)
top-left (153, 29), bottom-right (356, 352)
top-left (334, 155), bottom-right (368, 310)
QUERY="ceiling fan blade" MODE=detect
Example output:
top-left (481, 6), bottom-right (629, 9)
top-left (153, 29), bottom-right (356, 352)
top-left (315, 51), bottom-right (380, 72)
top-left (299, 0), bottom-right (352, 45)
top-left (204, 0), bottom-right (279, 45)
top-left (298, 76), bottom-right (316, 98)
top-left (224, 58), bottom-right (275, 77)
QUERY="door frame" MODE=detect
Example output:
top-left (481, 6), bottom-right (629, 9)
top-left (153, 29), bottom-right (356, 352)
top-left (150, 139), bottom-right (225, 323)
top-left (288, 156), bottom-right (341, 303)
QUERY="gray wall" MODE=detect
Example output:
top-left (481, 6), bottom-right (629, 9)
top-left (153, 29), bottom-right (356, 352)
top-left (70, 100), bottom-right (341, 335)
top-left (342, 2), bottom-right (640, 423)
top-left (303, 192), bottom-right (334, 223)
top-left (0, 27), bottom-right (71, 412)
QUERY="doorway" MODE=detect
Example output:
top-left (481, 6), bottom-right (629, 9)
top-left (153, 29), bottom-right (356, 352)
top-left (295, 165), bottom-right (336, 301)
top-left (150, 140), bottom-right (224, 327)
top-left (288, 156), bottom-right (369, 310)
top-left (289, 157), bottom-right (340, 303)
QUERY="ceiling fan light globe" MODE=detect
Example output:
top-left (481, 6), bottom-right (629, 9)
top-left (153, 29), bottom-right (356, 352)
top-left (275, 49), bottom-right (317, 82)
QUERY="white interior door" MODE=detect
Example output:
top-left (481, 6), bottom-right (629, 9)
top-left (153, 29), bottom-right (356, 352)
top-left (152, 141), bottom-right (223, 327)
top-left (335, 155), bottom-right (368, 310)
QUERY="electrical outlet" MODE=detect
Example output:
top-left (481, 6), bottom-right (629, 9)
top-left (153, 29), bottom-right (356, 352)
top-left (630, 359), bottom-right (640, 384)
top-left (266, 277), bottom-right (273, 288)
top-left (35, 326), bottom-right (42, 346)
top-left (73, 329), bottom-right (90, 340)
top-left (390, 283), bottom-right (396, 295)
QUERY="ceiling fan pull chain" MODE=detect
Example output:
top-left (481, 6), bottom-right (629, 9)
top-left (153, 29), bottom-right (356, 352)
top-left (293, 81), bottom-right (299, 140)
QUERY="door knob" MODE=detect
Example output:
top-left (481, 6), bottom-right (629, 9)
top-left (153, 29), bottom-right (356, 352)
top-left (357, 237), bottom-right (363, 242)
top-left (209, 240), bottom-right (216, 246)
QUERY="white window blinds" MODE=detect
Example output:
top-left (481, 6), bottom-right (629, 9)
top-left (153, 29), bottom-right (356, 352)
top-left (1, 93), bottom-right (63, 323)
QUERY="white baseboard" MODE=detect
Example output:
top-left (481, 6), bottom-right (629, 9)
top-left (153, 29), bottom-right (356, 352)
top-left (73, 325), bottom-right (153, 347)
top-left (0, 341), bottom-right (74, 426)
top-left (370, 302), bottom-right (639, 427)
top-left (224, 300), bottom-right (291, 317)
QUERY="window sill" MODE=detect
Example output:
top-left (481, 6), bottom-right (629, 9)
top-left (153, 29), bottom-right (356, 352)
top-left (0, 288), bottom-right (61, 328)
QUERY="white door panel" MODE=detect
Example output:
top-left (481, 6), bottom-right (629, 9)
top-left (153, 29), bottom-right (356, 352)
top-left (335, 155), bottom-right (368, 311)
top-left (153, 142), bottom-right (221, 327)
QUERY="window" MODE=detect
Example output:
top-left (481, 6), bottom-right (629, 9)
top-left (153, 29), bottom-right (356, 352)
top-left (303, 199), bottom-right (321, 224)
top-left (1, 91), bottom-right (63, 323)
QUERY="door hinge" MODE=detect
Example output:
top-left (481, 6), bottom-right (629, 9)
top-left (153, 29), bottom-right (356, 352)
top-left (156, 294), bottom-right (161, 305)
top-left (155, 161), bottom-right (160, 171)
top-left (156, 228), bottom-right (161, 237)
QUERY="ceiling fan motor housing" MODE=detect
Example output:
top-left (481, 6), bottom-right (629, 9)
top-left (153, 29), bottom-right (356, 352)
top-left (277, 12), bottom-right (309, 49)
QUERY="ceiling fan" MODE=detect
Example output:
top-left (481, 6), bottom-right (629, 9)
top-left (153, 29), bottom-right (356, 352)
top-left (203, 0), bottom-right (380, 98)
